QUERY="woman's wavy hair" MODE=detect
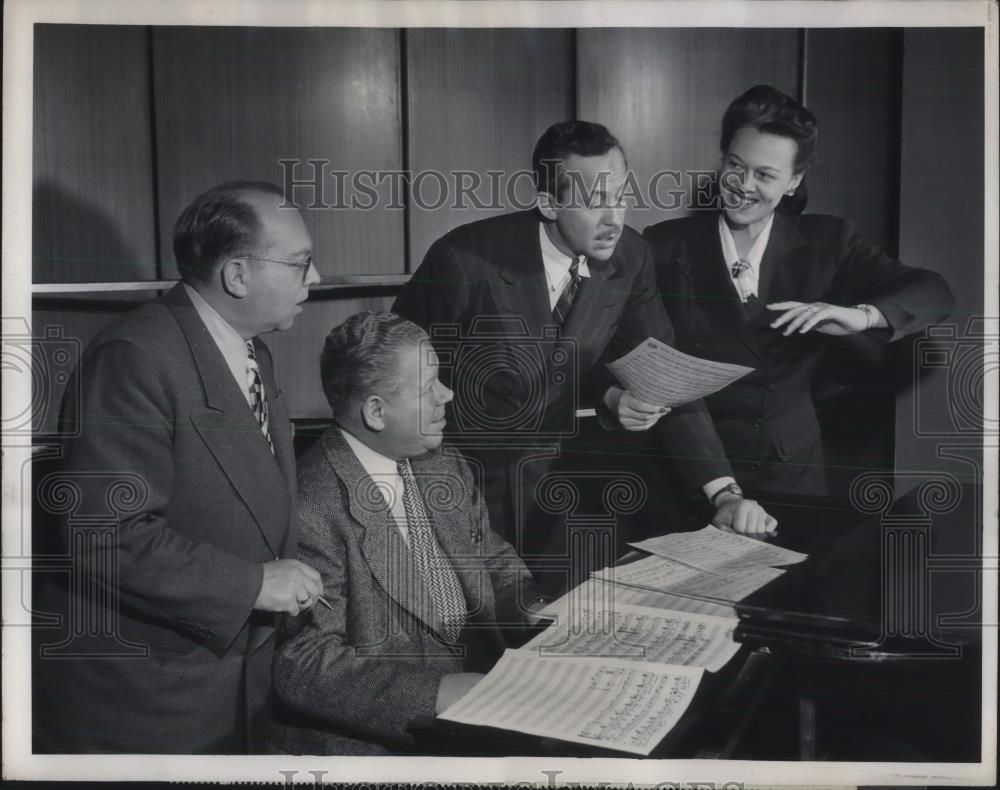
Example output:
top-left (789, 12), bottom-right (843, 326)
top-left (719, 84), bottom-right (818, 215)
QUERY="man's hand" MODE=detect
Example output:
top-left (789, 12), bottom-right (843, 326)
top-left (711, 493), bottom-right (777, 539)
top-left (254, 559), bottom-right (324, 615)
top-left (604, 386), bottom-right (671, 431)
top-left (767, 301), bottom-right (881, 336)
top-left (435, 672), bottom-right (484, 714)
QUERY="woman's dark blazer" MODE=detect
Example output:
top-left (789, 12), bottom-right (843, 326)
top-left (644, 211), bottom-right (954, 494)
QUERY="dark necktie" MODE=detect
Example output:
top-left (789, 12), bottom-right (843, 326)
top-left (552, 258), bottom-right (582, 324)
top-left (245, 340), bottom-right (273, 453)
top-left (397, 459), bottom-right (467, 642)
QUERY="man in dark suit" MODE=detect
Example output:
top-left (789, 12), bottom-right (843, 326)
top-left (33, 182), bottom-right (325, 753)
top-left (269, 311), bottom-right (543, 755)
top-left (393, 121), bottom-right (775, 566)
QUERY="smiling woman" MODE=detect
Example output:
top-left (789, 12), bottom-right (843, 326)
top-left (644, 84), bottom-right (956, 497)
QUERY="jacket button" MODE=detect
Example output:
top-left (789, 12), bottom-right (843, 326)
top-left (753, 417), bottom-right (764, 429)
top-left (751, 461), bottom-right (761, 471)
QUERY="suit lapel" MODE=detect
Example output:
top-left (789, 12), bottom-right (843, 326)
top-left (164, 285), bottom-right (289, 559)
top-left (687, 215), bottom-right (759, 354)
top-left (252, 339), bottom-right (297, 558)
top-left (758, 213), bottom-right (810, 306)
top-left (487, 216), bottom-right (552, 340)
top-left (323, 429), bottom-right (442, 638)
top-left (561, 254), bottom-right (626, 367)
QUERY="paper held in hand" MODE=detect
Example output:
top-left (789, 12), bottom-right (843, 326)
top-left (607, 337), bottom-right (754, 406)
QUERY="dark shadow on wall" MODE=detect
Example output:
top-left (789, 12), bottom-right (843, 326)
top-left (32, 178), bottom-right (152, 284)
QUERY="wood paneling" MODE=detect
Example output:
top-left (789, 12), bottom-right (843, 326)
top-left (33, 24), bottom-right (158, 282)
top-left (151, 27), bottom-right (404, 279)
top-left (894, 28), bottom-right (984, 494)
top-left (803, 29), bottom-right (901, 251)
top-left (577, 28), bottom-right (799, 232)
top-left (406, 29), bottom-right (574, 265)
top-left (264, 294), bottom-right (397, 418)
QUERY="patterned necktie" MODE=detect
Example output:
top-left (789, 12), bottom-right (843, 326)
top-left (730, 258), bottom-right (755, 303)
top-left (397, 459), bottom-right (467, 642)
top-left (245, 340), bottom-right (273, 453)
top-left (552, 257), bottom-right (582, 324)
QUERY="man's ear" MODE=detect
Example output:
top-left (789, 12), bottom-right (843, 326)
top-left (360, 395), bottom-right (386, 432)
top-left (220, 258), bottom-right (250, 298)
top-left (536, 191), bottom-right (559, 222)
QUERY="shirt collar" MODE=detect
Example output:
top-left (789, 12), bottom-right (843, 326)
top-left (340, 427), bottom-right (401, 479)
top-left (183, 283), bottom-right (253, 397)
top-left (538, 222), bottom-right (591, 278)
top-left (717, 213), bottom-right (775, 272)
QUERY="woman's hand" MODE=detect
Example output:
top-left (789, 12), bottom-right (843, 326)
top-left (766, 301), bottom-right (883, 336)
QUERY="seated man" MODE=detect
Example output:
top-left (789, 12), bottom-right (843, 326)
top-left (269, 311), bottom-right (545, 755)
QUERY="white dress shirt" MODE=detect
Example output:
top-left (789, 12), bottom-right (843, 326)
top-left (539, 222), bottom-right (590, 310)
top-left (717, 213), bottom-right (774, 302)
top-left (340, 428), bottom-right (411, 543)
top-left (183, 283), bottom-right (254, 407)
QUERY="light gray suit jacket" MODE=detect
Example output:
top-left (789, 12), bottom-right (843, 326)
top-left (268, 427), bottom-right (540, 755)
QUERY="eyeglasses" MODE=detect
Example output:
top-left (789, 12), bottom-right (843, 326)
top-left (239, 255), bottom-right (316, 284)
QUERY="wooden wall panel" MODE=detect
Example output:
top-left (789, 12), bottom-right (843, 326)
top-left (263, 294), bottom-right (397, 418)
top-left (151, 27), bottom-right (404, 279)
top-left (33, 24), bottom-right (158, 282)
top-left (894, 28), bottom-right (984, 494)
top-left (577, 28), bottom-right (799, 232)
top-left (406, 29), bottom-right (574, 265)
top-left (803, 29), bottom-right (901, 251)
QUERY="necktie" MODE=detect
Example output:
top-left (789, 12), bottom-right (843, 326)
top-left (245, 340), bottom-right (273, 453)
top-left (552, 257), bottom-right (582, 324)
top-left (731, 258), bottom-right (756, 302)
top-left (397, 459), bottom-right (467, 642)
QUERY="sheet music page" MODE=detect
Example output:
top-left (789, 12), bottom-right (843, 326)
top-left (438, 649), bottom-right (704, 756)
top-left (540, 578), bottom-right (737, 620)
top-left (522, 601), bottom-right (741, 672)
top-left (606, 337), bottom-right (754, 406)
top-left (668, 564), bottom-right (785, 603)
top-left (591, 554), bottom-right (701, 590)
top-left (630, 525), bottom-right (808, 571)
top-left (593, 555), bottom-right (783, 603)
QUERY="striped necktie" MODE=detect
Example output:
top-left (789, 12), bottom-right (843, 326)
top-left (245, 340), bottom-right (273, 453)
top-left (397, 459), bottom-right (467, 642)
top-left (552, 257), bottom-right (583, 324)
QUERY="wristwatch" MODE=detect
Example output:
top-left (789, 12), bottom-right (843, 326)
top-left (710, 482), bottom-right (744, 505)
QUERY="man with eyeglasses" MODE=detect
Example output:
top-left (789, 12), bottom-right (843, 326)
top-left (34, 181), bottom-right (323, 754)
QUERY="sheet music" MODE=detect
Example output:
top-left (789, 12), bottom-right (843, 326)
top-left (540, 578), bottom-right (738, 620)
top-left (592, 554), bottom-right (783, 603)
top-left (591, 554), bottom-right (701, 590)
top-left (606, 337), bottom-right (754, 406)
top-left (630, 525), bottom-right (808, 572)
top-left (668, 564), bottom-right (785, 603)
top-left (439, 649), bottom-right (703, 756)
top-left (522, 601), bottom-right (741, 673)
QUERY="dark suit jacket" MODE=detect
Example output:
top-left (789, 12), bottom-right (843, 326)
top-left (33, 284), bottom-right (295, 753)
top-left (644, 212), bottom-right (955, 490)
top-left (269, 428), bottom-right (540, 755)
top-left (392, 210), bottom-right (733, 540)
